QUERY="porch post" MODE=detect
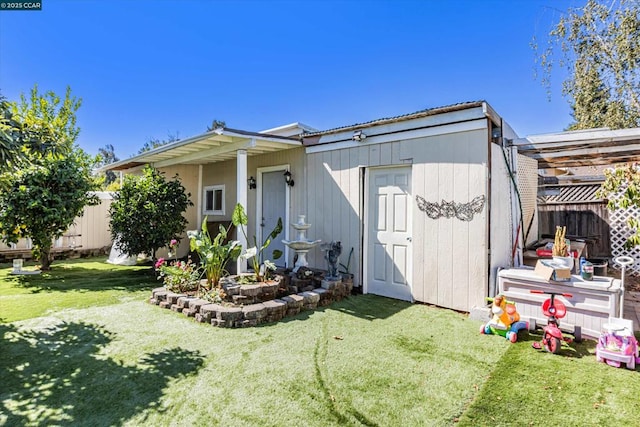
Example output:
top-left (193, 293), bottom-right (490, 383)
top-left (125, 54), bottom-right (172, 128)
top-left (197, 164), bottom-right (203, 227)
top-left (237, 149), bottom-right (248, 273)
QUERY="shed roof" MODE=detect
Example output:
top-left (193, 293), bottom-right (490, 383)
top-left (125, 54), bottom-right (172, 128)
top-left (302, 100), bottom-right (487, 137)
top-left (513, 127), bottom-right (640, 169)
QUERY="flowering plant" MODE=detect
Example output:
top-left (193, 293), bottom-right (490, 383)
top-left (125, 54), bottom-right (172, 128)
top-left (188, 217), bottom-right (242, 288)
top-left (155, 257), bottom-right (200, 293)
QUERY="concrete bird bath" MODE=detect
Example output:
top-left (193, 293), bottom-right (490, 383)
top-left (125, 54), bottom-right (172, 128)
top-left (282, 215), bottom-right (321, 272)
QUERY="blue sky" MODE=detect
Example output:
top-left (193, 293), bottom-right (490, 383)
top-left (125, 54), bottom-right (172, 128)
top-left (0, 0), bottom-right (582, 159)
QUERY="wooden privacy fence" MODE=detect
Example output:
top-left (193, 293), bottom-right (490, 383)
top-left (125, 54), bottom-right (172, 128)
top-left (537, 182), bottom-right (640, 276)
top-left (537, 183), bottom-right (610, 258)
top-left (0, 192), bottom-right (114, 262)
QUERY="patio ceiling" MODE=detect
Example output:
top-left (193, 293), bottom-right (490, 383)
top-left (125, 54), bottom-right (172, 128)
top-left (106, 127), bottom-right (302, 171)
top-left (512, 127), bottom-right (640, 169)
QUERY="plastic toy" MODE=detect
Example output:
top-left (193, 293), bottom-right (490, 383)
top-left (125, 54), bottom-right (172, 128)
top-left (530, 290), bottom-right (580, 354)
top-left (595, 256), bottom-right (640, 369)
top-left (596, 317), bottom-right (640, 369)
top-left (480, 295), bottom-right (529, 343)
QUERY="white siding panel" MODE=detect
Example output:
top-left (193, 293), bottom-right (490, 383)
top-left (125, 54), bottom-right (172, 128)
top-left (436, 141), bottom-right (455, 309)
top-left (490, 143), bottom-right (514, 296)
top-left (467, 140), bottom-right (489, 308)
top-left (305, 126), bottom-right (490, 312)
top-left (452, 138), bottom-right (471, 311)
top-left (411, 163), bottom-right (426, 302)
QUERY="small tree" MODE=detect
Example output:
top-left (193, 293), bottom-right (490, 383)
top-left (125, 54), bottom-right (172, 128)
top-left (0, 150), bottom-right (100, 270)
top-left (110, 166), bottom-right (193, 264)
top-left (138, 132), bottom-right (180, 154)
top-left (597, 163), bottom-right (640, 248)
top-left (535, 0), bottom-right (640, 130)
top-left (96, 144), bottom-right (120, 188)
top-left (0, 85), bottom-right (80, 173)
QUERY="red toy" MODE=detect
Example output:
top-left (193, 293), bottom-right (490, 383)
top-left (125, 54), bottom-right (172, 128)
top-left (530, 290), bottom-right (580, 353)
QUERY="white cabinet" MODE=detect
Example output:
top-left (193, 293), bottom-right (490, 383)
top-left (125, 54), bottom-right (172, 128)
top-left (498, 268), bottom-right (621, 339)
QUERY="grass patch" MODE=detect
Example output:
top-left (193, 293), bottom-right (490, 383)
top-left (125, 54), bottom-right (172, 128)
top-left (0, 257), bottom-right (157, 323)
top-left (2, 259), bottom-right (640, 425)
top-left (0, 295), bottom-right (509, 426)
top-left (458, 331), bottom-right (640, 426)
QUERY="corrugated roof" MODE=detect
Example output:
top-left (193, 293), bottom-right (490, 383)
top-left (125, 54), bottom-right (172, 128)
top-left (303, 100), bottom-right (486, 137)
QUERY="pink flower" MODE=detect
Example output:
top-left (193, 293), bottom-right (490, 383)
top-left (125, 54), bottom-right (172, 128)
top-left (155, 258), bottom-right (165, 269)
top-left (170, 239), bottom-right (178, 247)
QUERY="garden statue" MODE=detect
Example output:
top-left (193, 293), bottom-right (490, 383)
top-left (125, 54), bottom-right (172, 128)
top-left (321, 241), bottom-right (342, 280)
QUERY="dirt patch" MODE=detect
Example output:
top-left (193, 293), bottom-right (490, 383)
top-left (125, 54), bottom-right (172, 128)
top-left (607, 268), bottom-right (640, 292)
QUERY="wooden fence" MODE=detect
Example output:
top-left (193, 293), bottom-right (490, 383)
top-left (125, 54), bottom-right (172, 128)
top-left (0, 192), bottom-right (114, 262)
top-left (537, 184), bottom-right (610, 258)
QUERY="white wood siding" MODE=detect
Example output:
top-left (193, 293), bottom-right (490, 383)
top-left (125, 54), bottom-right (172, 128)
top-left (412, 131), bottom-right (489, 311)
top-left (489, 143), bottom-right (515, 296)
top-left (306, 127), bottom-right (490, 312)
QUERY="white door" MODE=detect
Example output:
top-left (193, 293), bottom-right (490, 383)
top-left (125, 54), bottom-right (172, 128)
top-left (365, 167), bottom-right (412, 301)
top-left (261, 170), bottom-right (287, 267)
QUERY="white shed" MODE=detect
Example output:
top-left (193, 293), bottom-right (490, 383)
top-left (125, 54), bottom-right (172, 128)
top-left (301, 101), bottom-right (537, 312)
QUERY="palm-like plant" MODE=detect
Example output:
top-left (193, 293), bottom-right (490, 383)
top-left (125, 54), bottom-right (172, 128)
top-left (232, 203), bottom-right (283, 282)
top-left (188, 217), bottom-right (242, 288)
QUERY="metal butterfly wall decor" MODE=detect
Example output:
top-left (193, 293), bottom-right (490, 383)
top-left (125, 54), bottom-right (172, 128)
top-left (415, 195), bottom-right (485, 221)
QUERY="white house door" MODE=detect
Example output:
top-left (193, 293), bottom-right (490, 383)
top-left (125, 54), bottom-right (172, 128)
top-left (365, 167), bottom-right (412, 301)
top-left (261, 170), bottom-right (287, 267)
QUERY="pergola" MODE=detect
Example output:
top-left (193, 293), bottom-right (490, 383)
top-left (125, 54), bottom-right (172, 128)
top-left (512, 127), bottom-right (640, 169)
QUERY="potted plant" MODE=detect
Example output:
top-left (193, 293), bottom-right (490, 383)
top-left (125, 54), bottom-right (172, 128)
top-left (187, 217), bottom-right (242, 289)
top-left (232, 203), bottom-right (283, 283)
top-left (552, 226), bottom-right (573, 270)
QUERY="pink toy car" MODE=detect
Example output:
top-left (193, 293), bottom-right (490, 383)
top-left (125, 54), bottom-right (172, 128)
top-left (595, 318), bottom-right (640, 370)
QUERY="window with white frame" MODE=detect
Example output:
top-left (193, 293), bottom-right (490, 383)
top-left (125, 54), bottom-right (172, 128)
top-left (203, 185), bottom-right (225, 216)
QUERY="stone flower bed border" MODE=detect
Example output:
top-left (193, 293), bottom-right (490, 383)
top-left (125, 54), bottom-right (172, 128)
top-left (149, 278), bottom-right (353, 328)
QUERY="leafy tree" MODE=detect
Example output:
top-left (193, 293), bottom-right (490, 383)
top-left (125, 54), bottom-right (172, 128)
top-left (96, 144), bottom-right (120, 188)
top-left (597, 163), bottom-right (640, 248)
top-left (0, 85), bottom-right (80, 172)
top-left (535, 0), bottom-right (640, 129)
top-left (109, 166), bottom-right (193, 264)
top-left (206, 119), bottom-right (226, 132)
top-left (138, 132), bottom-right (180, 154)
top-left (0, 150), bottom-right (100, 270)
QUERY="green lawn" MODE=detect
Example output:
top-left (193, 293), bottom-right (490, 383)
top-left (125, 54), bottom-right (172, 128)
top-left (0, 257), bottom-right (157, 323)
top-left (1, 258), bottom-right (639, 426)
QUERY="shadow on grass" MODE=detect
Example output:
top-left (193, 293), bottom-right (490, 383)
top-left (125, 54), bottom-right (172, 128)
top-left (0, 321), bottom-right (204, 425)
top-left (8, 266), bottom-right (157, 294)
top-left (329, 294), bottom-right (412, 321)
top-left (518, 329), bottom-right (596, 358)
top-left (254, 294), bottom-right (412, 328)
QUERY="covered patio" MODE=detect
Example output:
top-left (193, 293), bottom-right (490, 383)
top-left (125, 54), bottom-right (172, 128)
top-left (105, 126), bottom-right (307, 272)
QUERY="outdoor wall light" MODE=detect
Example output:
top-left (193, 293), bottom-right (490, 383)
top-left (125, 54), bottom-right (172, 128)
top-left (352, 130), bottom-right (367, 141)
top-left (284, 170), bottom-right (294, 187)
top-left (248, 176), bottom-right (257, 189)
